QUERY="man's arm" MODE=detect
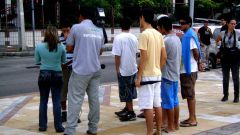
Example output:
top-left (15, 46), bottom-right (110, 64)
top-left (100, 48), bottom-right (103, 55)
top-left (66, 45), bottom-right (74, 53)
top-left (61, 45), bottom-right (74, 68)
top-left (160, 47), bottom-right (167, 69)
top-left (114, 55), bottom-right (121, 74)
top-left (135, 49), bottom-right (147, 87)
top-left (197, 28), bottom-right (202, 43)
top-left (192, 48), bottom-right (199, 62)
top-left (215, 34), bottom-right (222, 46)
top-left (192, 48), bottom-right (203, 71)
top-left (208, 27), bottom-right (213, 38)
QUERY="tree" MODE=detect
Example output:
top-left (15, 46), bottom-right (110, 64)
top-left (195, 0), bottom-right (221, 18)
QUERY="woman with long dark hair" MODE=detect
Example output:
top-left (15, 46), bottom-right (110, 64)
top-left (35, 25), bottom-right (66, 132)
top-left (216, 18), bottom-right (240, 103)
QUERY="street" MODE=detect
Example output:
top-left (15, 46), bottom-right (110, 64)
top-left (0, 54), bottom-right (225, 98)
top-left (0, 55), bottom-right (117, 97)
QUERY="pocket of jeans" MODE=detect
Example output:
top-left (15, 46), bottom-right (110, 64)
top-left (38, 71), bottom-right (51, 87)
top-left (38, 71), bottom-right (51, 82)
top-left (52, 72), bottom-right (63, 84)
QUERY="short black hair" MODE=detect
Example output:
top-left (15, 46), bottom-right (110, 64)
top-left (157, 17), bottom-right (172, 32)
top-left (179, 16), bottom-right (192, 27)
top-left (60, 19), bottom-right (71, 28)
top-left (80, 7), bottom-right (96, 20)
top-left (139, 8), bottom-right (154, 24)
top-left (120, 17), bottom-right (132, 30)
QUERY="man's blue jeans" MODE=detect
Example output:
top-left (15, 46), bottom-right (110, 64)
top-left (38, 70), bottom-right (63, 130)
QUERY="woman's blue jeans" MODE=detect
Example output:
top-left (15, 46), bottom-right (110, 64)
top-left (38, 70), bottom-right (63, 130)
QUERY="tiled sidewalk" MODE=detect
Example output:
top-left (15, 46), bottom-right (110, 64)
top-left (1, 69), bottom-right (240, 135)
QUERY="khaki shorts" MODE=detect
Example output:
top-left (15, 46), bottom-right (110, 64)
top-left (180, 72), bottom-right (198, 99)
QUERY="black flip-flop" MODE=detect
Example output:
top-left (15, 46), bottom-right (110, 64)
top-left (180, 122), bottom-right (198, 127)
top-left (180, 119), bottom-right (190, 124)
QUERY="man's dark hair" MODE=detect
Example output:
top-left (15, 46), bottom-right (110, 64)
top-left (80, 7), bottom-right (96, 20)
top-left (139, 8), bottom-right (154, 24)
top-left (60, 19), bottom-right (71, 28)
top-left (120, 17), bottom-right (132, 30)
top-left (179, 16), bottom-right (192, 27)
top-left (157, 17), bottom-right (172, 31)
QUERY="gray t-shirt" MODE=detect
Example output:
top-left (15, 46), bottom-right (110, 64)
top-left (162, 33), bottom-right (182, 81)
top-left (66, 19), bottom-right (104, 75)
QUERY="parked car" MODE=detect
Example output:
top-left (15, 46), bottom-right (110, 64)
top-left (208, 38), bottom-right (221, 69)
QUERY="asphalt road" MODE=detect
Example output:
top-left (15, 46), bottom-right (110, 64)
top-left (0, 55), bottom-right (117, 97)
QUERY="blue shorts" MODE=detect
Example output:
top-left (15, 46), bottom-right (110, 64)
top-left (161, 78), bottom-right (179, 109)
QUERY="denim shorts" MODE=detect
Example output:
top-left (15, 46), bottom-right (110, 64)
top-left (117, 73), bottom-right (137, 102)
top-left (161, 78), bottom-right (179, 109)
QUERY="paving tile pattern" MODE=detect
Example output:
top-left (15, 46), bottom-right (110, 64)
top-left (0, 69), bottom-right (240, 135)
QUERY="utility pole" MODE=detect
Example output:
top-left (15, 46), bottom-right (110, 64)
top-left (111, 6), bottom-right (114, 42)
top-left (172, 0), bottom-right (175, 14)
top-left (31, 0), bottom-right (36, 48)
top-left (17, 0), bottom-right (26, 51)
top-left (110, 0), bottom-right (114, 42)
top-left (41, 0), bottom-right (44, 29)
top-left (5, 0), bottom-right (10, 31)
top-left (189, 0), bottom-right (194, 22)
top-left (56, 1), bottom-right (60, 27)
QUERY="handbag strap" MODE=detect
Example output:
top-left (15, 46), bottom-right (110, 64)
top-left (223, 30), bottom-right (236, 48)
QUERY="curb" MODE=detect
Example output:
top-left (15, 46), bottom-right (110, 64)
top-left (0, 51), bottom-right (34, 57)
top-left (0, 44), bottom-right (113, 57)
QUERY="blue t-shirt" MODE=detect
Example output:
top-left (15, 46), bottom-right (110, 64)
top-left (35, 43), bottom-right (66, 71)
top-left (66, 19), bottom-right (105, 75)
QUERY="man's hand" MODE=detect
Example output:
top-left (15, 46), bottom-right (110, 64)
top-left (61, 64), bottom-right (68, 69)
top-left (135, 78), bottom-right (141, 88)
top-left (198, 62), bottom-right (204, 72)
top-left (135, 49), bottom-right (146, 88)
top-left (62, 60), bottom-right (72, 69)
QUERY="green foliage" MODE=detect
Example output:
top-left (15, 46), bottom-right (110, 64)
top-left (79, 0), bottom-right (109, 7)
top-left (157, 0), bottom-right (171, 7)
top-left (137, 0), bottom-right (155, 7)
top-left (137, 0), bottom-right (171, 8)
top-left (76, 0), bottom-right (172, 26)
top-left (195, 0), bottom-right (220, 9)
